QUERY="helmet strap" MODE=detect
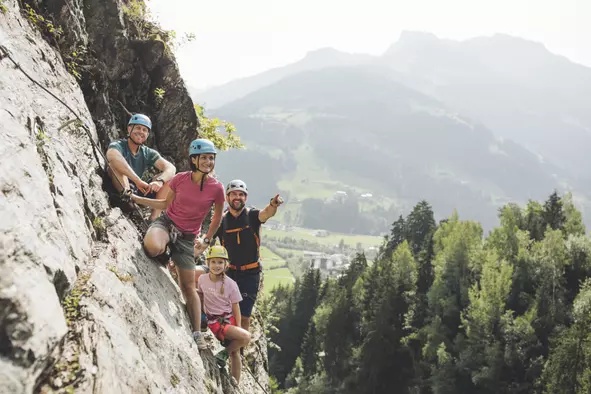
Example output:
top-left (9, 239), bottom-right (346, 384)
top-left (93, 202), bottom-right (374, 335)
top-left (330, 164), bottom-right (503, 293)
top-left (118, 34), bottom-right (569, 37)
top-left (127, 125), bottom-right (144, 146)
top-left (200, 175), bottom-right (206, 192)
top-left (193, 154), bottom-right (216, 191)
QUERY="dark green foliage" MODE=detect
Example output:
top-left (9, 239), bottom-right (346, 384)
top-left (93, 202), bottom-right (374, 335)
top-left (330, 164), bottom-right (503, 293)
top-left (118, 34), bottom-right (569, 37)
top-left (300, 322), bottom-right (319, 378)
top-left (318, 254), bottom-right (367, 389)
top-left (540, 279), bottom-right (591, 394)
top-left (543, 191), bottom-right (566, 232)
top-left (268, 269), bottom-right (323, 387)
top-left (268, 192), bottom-right (591, 394)
top-left (353, 242), bottom-right (418, 394)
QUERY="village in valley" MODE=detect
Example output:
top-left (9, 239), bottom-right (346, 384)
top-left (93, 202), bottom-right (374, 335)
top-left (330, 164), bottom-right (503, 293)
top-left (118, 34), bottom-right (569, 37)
top-left (259, 208), bottom-right (382, 293)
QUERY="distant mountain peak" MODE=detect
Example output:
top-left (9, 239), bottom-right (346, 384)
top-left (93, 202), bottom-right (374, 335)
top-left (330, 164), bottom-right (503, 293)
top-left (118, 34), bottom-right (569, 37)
top-left (466, 33), bottom-right (550, 56)
top-left (304, 47), bottom-right (344, 58)
top-left (384, 31), bottom-right (550, 57)
top-left (398, 30), bottom-right (440, 43)
top-left (382, 30), bottom-right (450, 58)
top-left (301, 47), bottom-right (374, 66)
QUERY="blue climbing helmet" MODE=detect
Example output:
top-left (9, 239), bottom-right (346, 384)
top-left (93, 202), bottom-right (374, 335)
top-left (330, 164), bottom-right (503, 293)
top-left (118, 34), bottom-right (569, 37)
top-left (189, 138), bottom-right (217, 156)
top-left (128, 113), bottom-right (152, 130)
top-left (189, 138), bottom-right (217, 190)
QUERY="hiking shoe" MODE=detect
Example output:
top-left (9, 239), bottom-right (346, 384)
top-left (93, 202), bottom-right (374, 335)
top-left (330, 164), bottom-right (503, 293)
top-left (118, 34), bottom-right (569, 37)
top-left (192, 331), bottom-right (207, 350)
top-left (215, 349), bottom-right (228, 367)
top-left (200, 312), bottom-right (208, 332)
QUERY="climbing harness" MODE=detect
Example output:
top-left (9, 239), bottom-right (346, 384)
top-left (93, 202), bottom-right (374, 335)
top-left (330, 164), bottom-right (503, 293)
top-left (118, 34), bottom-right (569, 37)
top-left (219, 208), bottom-right (266, 301)
top-left (206, 313), bottom-right (234, 342)
top-left (221, 208), bottom-right (262, 272)
top-left (0, 45), bottom-right (150, 232)
top-left (169, 222), bottom-right (182, 245)
top-left (230, 261), bottom-right (260, 271)
top-left (155, 215), bottom-right (194, 266)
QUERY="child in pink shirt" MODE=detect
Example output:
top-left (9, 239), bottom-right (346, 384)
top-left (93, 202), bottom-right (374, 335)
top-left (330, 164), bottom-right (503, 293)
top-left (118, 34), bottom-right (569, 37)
top-left (198, 245), bottom-right (251, 383)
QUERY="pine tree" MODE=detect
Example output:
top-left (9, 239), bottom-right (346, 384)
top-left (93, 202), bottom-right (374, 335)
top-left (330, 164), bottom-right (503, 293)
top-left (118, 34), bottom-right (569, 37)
top-left (353, 241), bottom-right (418, 394)
top-left (271, 269), bottom-right (322, 387)
top-left (531, 229), bottom-right (568, 352)
top-left (564, 235), bottom-right (591, 305)
top-left (383, 215), bottom-right (406, 258)
top-left (269, 285), bottom-right (296, 385)
top-left (485, 209), bottom-right (546, 392)
top-left (562, 193), bottom-right (585, 237)
top-left (317, 255), bottom-right (367, 388)
top-left (524, 200), bottom-right (546, 241)
top-left (406, 201), bottom-right (437, 327)
top-left (423, 213), bottom-right (483, 393)
top-left (541, 278), bottom-right (591, 393)
top-left (543, 191), bottom-right (565, 232)
top-left (458, 253), bottom-right (513, 393)
top-left (301, 322), bottom-right (319, 378)
top-left (406, 200), bottom-right (437, 258)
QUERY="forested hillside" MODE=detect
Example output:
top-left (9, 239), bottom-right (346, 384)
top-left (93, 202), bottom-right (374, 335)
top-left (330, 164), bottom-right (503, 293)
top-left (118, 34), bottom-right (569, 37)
top-left (265, 192), bottom-right (591, 394)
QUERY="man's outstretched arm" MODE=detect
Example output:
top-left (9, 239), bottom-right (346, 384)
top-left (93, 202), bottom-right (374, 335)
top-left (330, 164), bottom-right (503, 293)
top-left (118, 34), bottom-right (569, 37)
top-left (259, 194), bottom-right (284, 223)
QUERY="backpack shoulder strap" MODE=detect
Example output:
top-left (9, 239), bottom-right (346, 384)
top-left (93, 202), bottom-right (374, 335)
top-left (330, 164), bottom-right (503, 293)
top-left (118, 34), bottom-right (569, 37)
top-left (246, 208), bottom-right (261, 251)
top-left (243, 208), bottom-right (251, 227)
top-left (218, 210), bottom-right (228, 246)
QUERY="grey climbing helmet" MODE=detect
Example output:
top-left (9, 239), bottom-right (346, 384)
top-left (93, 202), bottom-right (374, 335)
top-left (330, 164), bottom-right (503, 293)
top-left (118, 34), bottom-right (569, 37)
top-left (226, 180), bottom-right (248, 195)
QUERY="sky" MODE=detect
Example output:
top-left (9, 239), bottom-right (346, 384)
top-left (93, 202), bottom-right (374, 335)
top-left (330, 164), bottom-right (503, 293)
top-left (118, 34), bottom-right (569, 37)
top-left (148, 0), bottom-right (590, 90)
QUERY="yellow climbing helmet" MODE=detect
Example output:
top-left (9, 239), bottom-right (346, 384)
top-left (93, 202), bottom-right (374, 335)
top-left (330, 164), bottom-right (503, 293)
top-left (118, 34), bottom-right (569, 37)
top-left (206, 245), bottom-right (229, 260)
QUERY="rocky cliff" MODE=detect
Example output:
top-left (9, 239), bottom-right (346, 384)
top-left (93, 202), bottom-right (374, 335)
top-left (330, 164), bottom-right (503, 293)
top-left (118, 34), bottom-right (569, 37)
top-left (0, 0), bottom-right (268, 393)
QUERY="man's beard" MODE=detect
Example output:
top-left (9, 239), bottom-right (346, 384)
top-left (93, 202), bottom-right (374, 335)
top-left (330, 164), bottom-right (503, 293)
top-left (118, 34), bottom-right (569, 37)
top-left (230, 200), bottom-right (245, 211)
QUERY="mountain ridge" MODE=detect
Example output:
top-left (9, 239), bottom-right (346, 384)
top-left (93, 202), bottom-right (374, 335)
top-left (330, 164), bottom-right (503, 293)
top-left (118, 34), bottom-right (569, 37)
top-left (212, 66), bottom-right (573, 233)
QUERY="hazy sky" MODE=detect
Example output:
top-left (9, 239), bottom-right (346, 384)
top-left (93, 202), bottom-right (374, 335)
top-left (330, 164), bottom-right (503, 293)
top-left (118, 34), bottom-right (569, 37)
top-left (148, 0), bottom-right (590, 90)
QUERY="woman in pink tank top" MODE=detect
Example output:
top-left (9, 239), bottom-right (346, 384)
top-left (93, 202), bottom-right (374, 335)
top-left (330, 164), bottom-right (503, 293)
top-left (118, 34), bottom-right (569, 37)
top-left (131, 138), bottom-right (225, 350)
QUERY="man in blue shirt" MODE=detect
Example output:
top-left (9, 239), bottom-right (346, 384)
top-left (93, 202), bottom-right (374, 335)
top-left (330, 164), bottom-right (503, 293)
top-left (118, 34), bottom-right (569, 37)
top-left (106, 114), bottom-right (175, 220)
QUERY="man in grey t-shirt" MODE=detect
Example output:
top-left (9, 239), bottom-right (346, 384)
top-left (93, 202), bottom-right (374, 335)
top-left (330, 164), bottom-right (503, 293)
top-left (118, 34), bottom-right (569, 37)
top-left (106, 114), bottom-right (175, 220)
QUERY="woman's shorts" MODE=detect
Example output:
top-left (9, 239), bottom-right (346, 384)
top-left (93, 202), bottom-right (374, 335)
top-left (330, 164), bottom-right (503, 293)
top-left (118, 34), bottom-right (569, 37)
top-left (149, 214), bottom-right (196, 270)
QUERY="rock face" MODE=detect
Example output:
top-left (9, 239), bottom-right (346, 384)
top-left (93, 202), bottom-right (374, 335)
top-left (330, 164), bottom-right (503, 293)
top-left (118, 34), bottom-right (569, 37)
top-left (0, 1), bottom-right (268, 393)
top-left (46, 0), bottom-right (198, 168)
